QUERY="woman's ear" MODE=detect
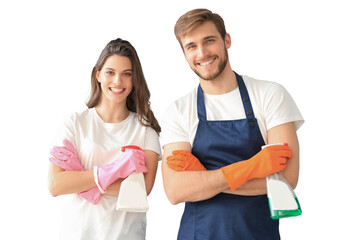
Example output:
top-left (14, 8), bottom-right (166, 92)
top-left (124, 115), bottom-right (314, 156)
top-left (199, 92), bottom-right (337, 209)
top-left (96, 70), bottom-right (101, 83)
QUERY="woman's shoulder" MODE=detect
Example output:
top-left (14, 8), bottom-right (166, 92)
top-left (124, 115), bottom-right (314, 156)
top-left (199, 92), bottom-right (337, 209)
top-left (63, 108), bottom-right (92, 125)
top-left (129, 111), bottom-right (150, 128)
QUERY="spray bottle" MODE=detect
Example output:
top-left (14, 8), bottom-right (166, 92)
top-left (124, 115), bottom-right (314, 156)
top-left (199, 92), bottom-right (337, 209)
top-left (263, 143), bottom-right (302, 219)
top-left (116, 145), bottom-right (149, 212)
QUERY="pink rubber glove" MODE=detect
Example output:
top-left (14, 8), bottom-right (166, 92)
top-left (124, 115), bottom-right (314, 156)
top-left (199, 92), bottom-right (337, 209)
top-left (78, 146), bottom-right (147, 204)
top-left (77, 187), bottom-right (102, 204)
top-left (49, 139), bottom-right (83, 171)
top-left (95, 146), bottom-right (148, 193)
top-left (49, 140), bottom-right (102, 204)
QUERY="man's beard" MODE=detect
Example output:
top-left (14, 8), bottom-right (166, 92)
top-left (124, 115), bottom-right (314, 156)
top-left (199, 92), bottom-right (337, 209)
top-left (191, 48), bottom-right (228, 81)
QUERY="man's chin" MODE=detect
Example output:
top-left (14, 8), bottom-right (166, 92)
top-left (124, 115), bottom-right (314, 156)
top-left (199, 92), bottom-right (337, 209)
top-left (194, 70), bottom-right (221, 81)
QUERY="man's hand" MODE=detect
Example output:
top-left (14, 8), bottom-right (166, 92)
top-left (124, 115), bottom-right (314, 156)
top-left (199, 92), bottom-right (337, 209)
top-left (167, 150), bottom-right (206, 171)
top-left (221, 144), bottom-right (292, 191)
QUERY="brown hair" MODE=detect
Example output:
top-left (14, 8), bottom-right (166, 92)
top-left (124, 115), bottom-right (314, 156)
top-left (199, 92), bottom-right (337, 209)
top-left (87, 38), bottom-right (161, 133)
top-left (174, 8), bottom-right (227, 47)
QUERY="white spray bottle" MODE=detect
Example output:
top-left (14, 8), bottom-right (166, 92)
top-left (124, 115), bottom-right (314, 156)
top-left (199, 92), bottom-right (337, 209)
top-left (263, 143), bottom-right (302, 219)
top-left (116, 145), bottom-right (149, 212)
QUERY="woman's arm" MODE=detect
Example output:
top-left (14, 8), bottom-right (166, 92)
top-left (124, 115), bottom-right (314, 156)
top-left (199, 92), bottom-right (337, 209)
top-left (98, 150), bottom-right (158, 197)
top-left (48, 164), bottom-right (96, 197)
top-left (143, 150), bottom-right (158, 195)
top-left (49, 149), bottom-right (159, 198)
top-left (102, 179), bottom-right (123, 196)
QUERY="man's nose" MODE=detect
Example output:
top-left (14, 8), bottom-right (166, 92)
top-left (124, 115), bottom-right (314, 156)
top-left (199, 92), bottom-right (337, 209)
top-left (196, 45), bottom-right (208, 58)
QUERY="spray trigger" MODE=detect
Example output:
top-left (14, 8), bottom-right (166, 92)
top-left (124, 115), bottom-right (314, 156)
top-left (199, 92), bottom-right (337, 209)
top-left (121, 145), bottom-right (143, 152)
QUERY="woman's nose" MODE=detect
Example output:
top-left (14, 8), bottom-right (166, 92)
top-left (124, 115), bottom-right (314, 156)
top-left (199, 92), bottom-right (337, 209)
top-left (113, 75), bottom-right (120, 84)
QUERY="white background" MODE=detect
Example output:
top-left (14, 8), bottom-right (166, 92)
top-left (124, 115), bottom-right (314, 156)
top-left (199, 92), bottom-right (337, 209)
top-left (1, 0), bottom-right (354, 239)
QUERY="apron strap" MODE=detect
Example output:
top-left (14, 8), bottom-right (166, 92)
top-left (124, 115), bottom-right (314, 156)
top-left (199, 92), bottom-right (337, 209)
top-left (235, 72), bottom-right (256, 120)
top-left (196, 85), bottom-right (207, 121)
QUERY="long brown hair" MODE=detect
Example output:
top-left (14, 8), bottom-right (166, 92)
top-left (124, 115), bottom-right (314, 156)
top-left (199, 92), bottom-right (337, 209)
top-left (87, 38), bottom-right (161, 133)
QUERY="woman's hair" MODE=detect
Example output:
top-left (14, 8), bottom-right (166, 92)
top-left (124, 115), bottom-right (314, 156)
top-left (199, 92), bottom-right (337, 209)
top-left (87, 38), bottom-right (161, 133)
top-left (174, 8), bottom-right (226, 48)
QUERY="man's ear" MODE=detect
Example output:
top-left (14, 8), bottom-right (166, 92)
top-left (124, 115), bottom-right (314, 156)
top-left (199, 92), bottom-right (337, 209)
top-left (225, 33), bottom-right (231, 49)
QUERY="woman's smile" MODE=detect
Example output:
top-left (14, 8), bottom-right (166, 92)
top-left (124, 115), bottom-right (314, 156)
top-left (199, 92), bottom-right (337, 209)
top-left (109, 87), bottom-right (126, 94)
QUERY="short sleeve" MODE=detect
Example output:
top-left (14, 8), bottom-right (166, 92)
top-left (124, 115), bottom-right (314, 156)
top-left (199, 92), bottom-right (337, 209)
top-left (263, 83), bottom-right (304, 131)
top-left (51, 113), bottom-right (77, 148)
top-left (144, 127), bottom-right (162, 159)
top-left (160, 103), bottom-right (190, 147)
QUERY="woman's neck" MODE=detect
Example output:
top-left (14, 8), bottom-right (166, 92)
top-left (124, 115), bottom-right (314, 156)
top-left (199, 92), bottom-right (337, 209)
top-left (95, 101), bottom-right (130, 123)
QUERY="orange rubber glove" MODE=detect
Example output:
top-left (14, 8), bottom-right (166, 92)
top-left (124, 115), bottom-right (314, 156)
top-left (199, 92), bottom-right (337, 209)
top-left (221, 145), bottom-right (292, 191)
top-left (167, 150), bottom-right (207, 171)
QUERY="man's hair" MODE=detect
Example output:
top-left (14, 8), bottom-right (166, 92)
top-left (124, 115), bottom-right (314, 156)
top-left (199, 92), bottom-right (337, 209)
top-left (174, 8), bottom-right (226, 48)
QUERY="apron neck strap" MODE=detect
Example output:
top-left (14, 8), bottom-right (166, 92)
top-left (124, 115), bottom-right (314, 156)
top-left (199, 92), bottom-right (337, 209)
top-left (197, 84), bottom-right (207, 120)
top-left (235, 72), bottom-right (255, 119)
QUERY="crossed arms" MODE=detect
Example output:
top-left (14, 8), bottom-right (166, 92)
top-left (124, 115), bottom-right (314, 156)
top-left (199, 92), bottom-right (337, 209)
top-left (48, 150), bottom-right (158, 197)
top-left (162, 122), bottom-right (299, 205)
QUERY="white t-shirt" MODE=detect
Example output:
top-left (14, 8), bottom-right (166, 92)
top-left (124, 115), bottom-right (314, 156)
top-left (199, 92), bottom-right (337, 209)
top-left (161, 75), bottom-right (304, 147)
top-left (53, 108), bottom-right (161, 240)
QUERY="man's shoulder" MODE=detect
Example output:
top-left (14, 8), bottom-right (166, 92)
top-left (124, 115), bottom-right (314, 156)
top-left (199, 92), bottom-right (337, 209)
top-left (242, 75), bottom-right (275, 88)
top-left (242, 75), bottom-right (286, 97)
top-left (169, 87), bottom-right (198, 110)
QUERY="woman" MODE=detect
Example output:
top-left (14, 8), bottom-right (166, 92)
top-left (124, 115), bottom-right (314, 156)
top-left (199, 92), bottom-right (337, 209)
top-left (48, 38), bottom-right (161, 240)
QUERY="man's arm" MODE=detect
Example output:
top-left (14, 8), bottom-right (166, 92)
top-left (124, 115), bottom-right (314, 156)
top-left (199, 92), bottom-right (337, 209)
top-left (224, 121), bottom-right (299, 196)
top-left (162, 142), bottom-right (230, 205)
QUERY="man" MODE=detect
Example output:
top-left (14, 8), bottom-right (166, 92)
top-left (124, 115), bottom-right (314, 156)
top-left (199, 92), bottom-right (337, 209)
top-left (160, 8), bottom-right (304, 240)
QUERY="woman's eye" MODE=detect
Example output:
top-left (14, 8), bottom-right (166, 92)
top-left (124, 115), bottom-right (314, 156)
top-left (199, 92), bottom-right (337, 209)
top-left (124, 72), bottom-right (132, 76)
top-left (106, 71), bottom-right (114, 75)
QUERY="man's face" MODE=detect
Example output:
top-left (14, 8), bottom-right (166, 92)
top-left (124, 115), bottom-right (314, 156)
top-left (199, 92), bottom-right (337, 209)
top-left (181, 21), bottom-right (230, 81)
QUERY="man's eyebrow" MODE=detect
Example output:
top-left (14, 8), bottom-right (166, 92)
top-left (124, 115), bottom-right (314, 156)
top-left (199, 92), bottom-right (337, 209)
top-left (203, 35), bottom-right (218, 40)
top-left (183, 41), bottom-right (195, 49)
top-left (183, 35), bottom-right (218, 49)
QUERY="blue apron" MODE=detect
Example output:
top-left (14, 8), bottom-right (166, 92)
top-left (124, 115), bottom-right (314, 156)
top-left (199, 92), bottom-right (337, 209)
top-left (177, 72), bottom-right (280, 240)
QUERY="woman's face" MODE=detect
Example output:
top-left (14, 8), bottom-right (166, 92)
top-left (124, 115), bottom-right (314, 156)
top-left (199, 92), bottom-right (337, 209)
top-left (96, 55), bottom-right (133, 106)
